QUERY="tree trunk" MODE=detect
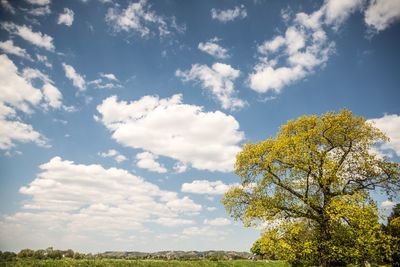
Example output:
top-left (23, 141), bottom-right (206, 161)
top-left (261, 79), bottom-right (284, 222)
top-left (318, 217), bottom-right (332, 267)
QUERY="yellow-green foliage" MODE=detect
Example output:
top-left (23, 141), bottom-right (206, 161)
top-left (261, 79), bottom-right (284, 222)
top-left (223, 110), bottom-right (400, 266)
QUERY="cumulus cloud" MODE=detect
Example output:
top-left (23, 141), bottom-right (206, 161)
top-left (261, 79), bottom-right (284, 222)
top-left (57, 8), bottom-right (74, 27)
top-left (105, 0), bottom-right (184, 38)
top-left (364, 0), bottom-right (400, 31)
top-left (248, 0), bottom-right (383, 95)
top-left (0, 55), bottom-right (63, 149)
top-left (198, 37), bottom-right (229, 59)
top-left (0, 40), bottom-right (32, 60)
top-left (0, 157), bottom-right (201, 249)
top-left (98, 149), bottom-right (127, 163)
top-left (1, 22), bottom-right (55, 51)
top-left (181, 180), bottom-right (233, 195)
top-left (136, 151), bottom-right (167, 173)
top-left (176, 63), bottom-right (245, 110)
top-left (211, 5), bottom-right (247, 23)
top-left (248, 2), bottom-right (340, 94)
top-left (62, 63), bottom-right (86, 91)
top-left (204, 217), bottom-right (231, 226)
top-left (96, 94), bottom-right (244, 172)
top-left (367, 114), bottom-right (400, 157)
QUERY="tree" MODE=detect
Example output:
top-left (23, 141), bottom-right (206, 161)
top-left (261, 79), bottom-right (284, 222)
top-left (387, 203), bottom-right (400, 237)
top-left (384, 203), bottom-right (400, 266)
top-left (33, 249), bottom-right (47, 260)
top-left (222, 110), bottom-right (400, 266)
top-left (17, 248), bottom-right (35, 258)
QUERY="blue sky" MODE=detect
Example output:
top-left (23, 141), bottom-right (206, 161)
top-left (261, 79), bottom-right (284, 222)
top-left (0, 0), bottom-right (399, 253)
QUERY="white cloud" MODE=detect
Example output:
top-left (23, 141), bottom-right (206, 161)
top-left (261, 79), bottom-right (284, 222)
top-left (22, 68), bottom-right (62, 110)
top-left (165, 196), bottom-right (201, 213)
top-left (0, 40), bottom-right (32, 60)
top-left (62, 63), bottom-right (86, 91)
top-left (248, 0), bottom-right (375, 95)
top-left (1, 22), bottom-right (55, 51)
top-left (364, 0), bottom-right (400, 31)
top-left (0, 157), bottom-right (202, 249)
top-left (57, 8), bottom-right (74, 27)
top-left (100, 72), bottom-right (118, 81)
top-left (211, 5), bottom-right (247, 23)
top-left (198, 37), bottom-right (229, 59)
top-left (136, 151), bottom-right (167, 173)
top-left (381, 200), bottom-right (396, 209)
top-left (0, 56), bottom-right (43, 113)
top-left (204, 218), bottom-right (231, 226)
top-left (25, 0), bottom-right (50, 5)
top-left (173, 161), bottom-right (188, 173)
top-left (42, 83), bottom-right (62, 109)
top-left (0, 118), bottom-right (47, 150)
top-left (98, 149), bottom-right (127, 163)
top-left (0, 55), bottom-right (50, 114)
top-left (1, 0), bottom-right (16, 14)
top-left (181, 180), bottom-right (233, 195)
top-left (96, 94), bottom-right (243, 172)
top-left (155, 217), bottom-right (194, 227)
top-left (0, 55), bottom-right (64, 149)
top-left (88, 73), bottom-right (120, 90)
top-left (105, 0), bottom-right (183, 38)
top-left (323, 0), bottom-right (366, 28)
top-left (28, 5), bottom-right (51, 16)
top-left (367, 114), bottom-right (400, 157)
top-left (36, 54), bottom-right (52, 68)
top-left (248, 4), bottom-right (335, 94)
top-left (206, 206), bottom-right (217, 212)
top-left (176, 63), bottom-right (245, 110)
top-left (181, 226), bottom-right (227, 239)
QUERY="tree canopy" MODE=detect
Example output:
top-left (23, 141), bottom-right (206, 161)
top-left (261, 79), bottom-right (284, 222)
top-left (223, 110), bottom-right (400, 266)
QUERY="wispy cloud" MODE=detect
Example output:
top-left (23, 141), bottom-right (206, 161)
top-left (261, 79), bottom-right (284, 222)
top-left (176, 63), bottom-right (245, 110)
top-left (211, 5), bottom-right (247, 23)
top-left (1, 22), bottom-right (55, 51)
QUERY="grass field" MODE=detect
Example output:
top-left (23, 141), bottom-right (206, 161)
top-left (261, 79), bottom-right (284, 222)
top-left (0, 259), bottom-right (289, 267)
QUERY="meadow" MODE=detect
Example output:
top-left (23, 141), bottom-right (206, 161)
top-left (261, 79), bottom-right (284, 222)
top-left (0, 259), bottom-right (289, 267)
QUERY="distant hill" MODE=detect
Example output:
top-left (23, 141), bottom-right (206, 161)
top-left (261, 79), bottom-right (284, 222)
top-left (100, 250), bottom-right (253, 260)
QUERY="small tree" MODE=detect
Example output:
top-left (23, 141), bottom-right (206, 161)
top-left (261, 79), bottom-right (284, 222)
top-left (17, 249), bottom-right (35, 258)
top-left (223, 110), bottom-right (400, 266)
top-left (33, 249), bottom-right (47, 260)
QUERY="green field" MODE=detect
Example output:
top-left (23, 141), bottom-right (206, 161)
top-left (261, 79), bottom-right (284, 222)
top-left (0, 259), bottom-right (289, 267)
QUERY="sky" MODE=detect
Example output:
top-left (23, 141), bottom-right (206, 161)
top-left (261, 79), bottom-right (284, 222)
top-left (0, 0), bottom-right (399, 253)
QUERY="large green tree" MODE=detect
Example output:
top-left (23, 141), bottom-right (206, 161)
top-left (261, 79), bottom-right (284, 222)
top-left (223, 110), bottom-right (400, 266)
top-left (384, 203), bottom-right (400, 266)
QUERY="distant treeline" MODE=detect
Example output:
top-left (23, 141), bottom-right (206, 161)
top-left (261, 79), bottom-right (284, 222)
top-left (0, 248), bottom-right (253, 261)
